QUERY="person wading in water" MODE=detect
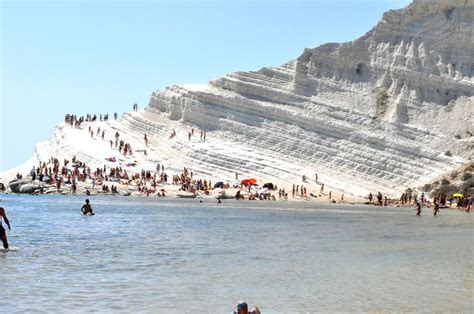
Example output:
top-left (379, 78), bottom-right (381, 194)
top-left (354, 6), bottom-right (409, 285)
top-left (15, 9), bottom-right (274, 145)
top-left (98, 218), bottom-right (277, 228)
top-left (415, 200), bottom-right (422, 216)
top-left (81, 199), bottom-right (95, 216)
top-left (0, 207), bottom-right (11, 249)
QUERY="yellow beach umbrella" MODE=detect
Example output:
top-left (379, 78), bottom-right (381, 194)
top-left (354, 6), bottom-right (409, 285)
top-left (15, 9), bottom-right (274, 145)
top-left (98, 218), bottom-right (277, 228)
top-left (452, 193), bottom-right (463, 197)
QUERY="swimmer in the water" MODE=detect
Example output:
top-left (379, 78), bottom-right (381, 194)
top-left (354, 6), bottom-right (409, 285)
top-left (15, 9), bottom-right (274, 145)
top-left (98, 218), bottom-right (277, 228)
top-left (81, 199), bottom-right (95, 216)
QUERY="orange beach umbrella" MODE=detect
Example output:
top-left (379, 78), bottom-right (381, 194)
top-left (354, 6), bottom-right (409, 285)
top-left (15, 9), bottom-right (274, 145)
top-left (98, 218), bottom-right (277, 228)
top-left (241, 178), bottom-right (257, 185)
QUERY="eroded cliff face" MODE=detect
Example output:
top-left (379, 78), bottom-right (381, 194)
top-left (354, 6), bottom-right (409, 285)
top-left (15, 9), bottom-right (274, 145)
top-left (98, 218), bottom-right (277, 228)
top-left (140, 0), bottom-right (473, 195)
top-left (4, 0), bottom-right (473, 197)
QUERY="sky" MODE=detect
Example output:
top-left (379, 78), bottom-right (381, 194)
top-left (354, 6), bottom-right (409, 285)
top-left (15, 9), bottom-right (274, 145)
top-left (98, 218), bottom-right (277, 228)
top-left (0, 0), bottom-right (411, 171)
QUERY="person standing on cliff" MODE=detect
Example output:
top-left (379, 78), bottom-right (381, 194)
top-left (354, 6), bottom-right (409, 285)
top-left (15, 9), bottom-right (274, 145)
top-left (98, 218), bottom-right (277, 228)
top-left (0, 207), bottom-right (11, 249)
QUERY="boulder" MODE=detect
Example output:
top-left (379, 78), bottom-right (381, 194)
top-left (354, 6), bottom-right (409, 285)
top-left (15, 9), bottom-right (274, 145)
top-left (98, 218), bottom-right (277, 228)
top-left (9, 179), bottom-right (31, 193)
top-left (19, 183), bottom-right (42, 194)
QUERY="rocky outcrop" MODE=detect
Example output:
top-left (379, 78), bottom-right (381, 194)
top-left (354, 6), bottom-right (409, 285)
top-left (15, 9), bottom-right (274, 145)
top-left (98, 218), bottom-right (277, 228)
top-left (19, 183), bottom-right (42, 194)
top-left (8, 178), bottom-right (44, 194)
top-left (9, 179), bottom-right (32, 193)
top-left (421, 161), bottom-right (474, 197)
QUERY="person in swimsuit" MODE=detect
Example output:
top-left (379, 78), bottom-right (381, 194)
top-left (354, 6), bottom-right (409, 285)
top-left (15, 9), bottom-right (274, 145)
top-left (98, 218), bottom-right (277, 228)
top-left (0, 207), bottom-right (11, 249)
top-left (433, 195), bottom-right (440, 216)
top-left (416, 201), bottom-right (422, 216)
top-left (81, 199), bottom-right (94, 216)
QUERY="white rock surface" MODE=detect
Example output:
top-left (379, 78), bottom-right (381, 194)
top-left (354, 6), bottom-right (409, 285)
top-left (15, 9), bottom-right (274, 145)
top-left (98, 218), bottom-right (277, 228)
top-left (2, 0), bottom-right (473, 198)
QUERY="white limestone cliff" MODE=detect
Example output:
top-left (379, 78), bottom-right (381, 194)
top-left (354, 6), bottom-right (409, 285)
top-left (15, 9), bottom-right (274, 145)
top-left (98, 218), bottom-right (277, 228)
top-left (2, 0), bottom-right (473, 198)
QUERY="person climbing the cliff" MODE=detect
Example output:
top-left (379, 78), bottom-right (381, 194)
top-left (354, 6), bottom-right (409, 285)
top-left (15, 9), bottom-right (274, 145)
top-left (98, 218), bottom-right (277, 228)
top-left (144, 133), bottom-right (148, 145)
top-left (0, 207), bottom-right (11, 249)
top-left (188, 131), bottom-right (191, 141)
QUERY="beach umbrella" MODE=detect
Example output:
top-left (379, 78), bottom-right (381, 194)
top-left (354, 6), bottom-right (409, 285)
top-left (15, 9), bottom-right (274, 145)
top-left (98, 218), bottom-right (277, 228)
top-left (241, 178), bottom-right (257, 185)
top-left (452, 193), bottom-right (463, 197)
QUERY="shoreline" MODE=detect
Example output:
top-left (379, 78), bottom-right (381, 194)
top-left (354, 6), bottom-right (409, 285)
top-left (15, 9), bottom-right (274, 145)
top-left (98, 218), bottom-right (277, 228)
top-left (1, 191), bottom-right (472, 215)
top-left (2, 183), bottom-right (469, 212)
top-left (0, 179), bottom-right (361, 204)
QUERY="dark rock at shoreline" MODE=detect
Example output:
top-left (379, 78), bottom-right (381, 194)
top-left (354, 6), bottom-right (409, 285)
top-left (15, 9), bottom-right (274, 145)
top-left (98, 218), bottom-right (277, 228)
top-left (19, 183), bottom-right (42, 194)
top-left (9, 178), bottom-right (32, 193)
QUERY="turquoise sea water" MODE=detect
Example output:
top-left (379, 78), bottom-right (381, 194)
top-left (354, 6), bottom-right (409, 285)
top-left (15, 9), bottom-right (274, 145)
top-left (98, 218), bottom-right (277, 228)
top-left (0, 194), bottom-right (472, 312)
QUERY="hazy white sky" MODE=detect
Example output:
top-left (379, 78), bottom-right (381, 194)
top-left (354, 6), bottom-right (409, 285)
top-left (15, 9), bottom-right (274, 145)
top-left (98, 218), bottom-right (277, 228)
top-left (0, 0), bottom-right (410, 171)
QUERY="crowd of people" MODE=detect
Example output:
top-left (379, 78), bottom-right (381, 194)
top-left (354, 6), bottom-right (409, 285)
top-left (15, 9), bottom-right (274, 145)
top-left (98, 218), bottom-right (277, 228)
top-left (366, 190), bottom-right (472, 215)
top-left (65, 112), bottom-right (118, 128)
top-left (4, 111), bottom-right (470, 208)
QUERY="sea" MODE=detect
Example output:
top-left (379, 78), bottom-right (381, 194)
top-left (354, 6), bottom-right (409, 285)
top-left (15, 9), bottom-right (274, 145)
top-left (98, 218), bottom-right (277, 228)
top-left (0, 194), bottom-right (472, 312)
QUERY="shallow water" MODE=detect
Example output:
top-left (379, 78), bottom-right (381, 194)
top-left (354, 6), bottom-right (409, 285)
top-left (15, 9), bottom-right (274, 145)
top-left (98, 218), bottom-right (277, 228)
top-left (0, 194), bottom-right (472, 312)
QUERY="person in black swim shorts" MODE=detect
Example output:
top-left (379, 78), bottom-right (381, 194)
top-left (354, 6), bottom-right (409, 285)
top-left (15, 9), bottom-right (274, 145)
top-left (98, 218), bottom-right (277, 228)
top-left (81, 199), bottom-right (94, 216)
top-left (0, 207), bottom-right (11, 249)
